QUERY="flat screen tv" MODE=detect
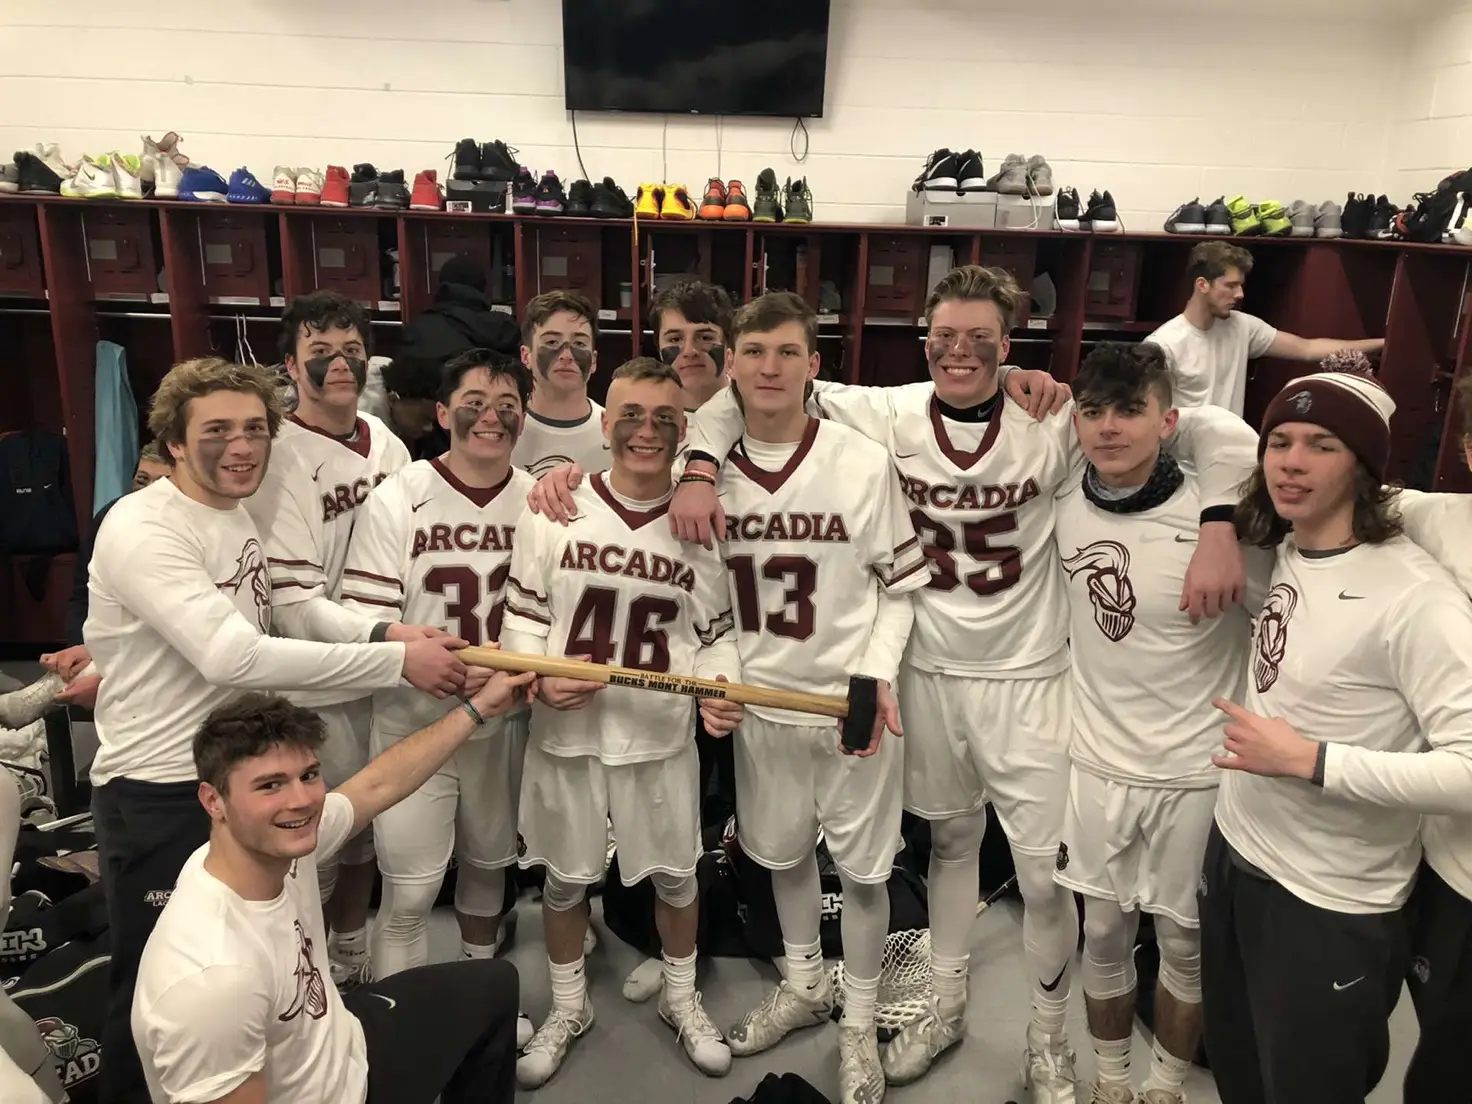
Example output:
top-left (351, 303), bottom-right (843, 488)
top-left (561, 0), bottom-right (832, 118)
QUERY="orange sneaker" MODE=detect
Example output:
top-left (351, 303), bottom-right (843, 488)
top-left (320, 165), bottom-right (350, 208)
top-left (699, 178), bottom-right (726, 219)
top-left (410, 169), bottom-right (442, 211)
top-left (723, 180), bottom-right (750, 221)
top-left (660, 184), bottom-right (696, 220)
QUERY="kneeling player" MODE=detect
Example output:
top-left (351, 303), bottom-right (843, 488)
top-left (339, 349), bottom-right (536, 1038)
top-left (1054, 343), bottom-right (1268, 1104)
top-left (502, 358), bottom-right (743, 1086)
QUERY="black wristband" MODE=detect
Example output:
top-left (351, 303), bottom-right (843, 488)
top-left (370, 622), bottom-right (392, 643)
top-left (1199, 504), bottom-right (1236, 526)
top-left (687, 450), bottom-right (718, 469)
top-left (1312, 741), bottom-right (1327, 787)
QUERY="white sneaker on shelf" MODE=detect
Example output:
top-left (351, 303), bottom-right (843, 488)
top-left (295, 167), bottom-right (324, 205)
top-left (880, 997), bottom-right (965, 1084)
top-left (144, 133), bottom-right (189, 198)
top-left (838, 1025), bottom-right (885, 1104)
top-left (61, 154), bottom-right (119, 199)
top-left (727, 978), bottom-right (834, 1057)
top-left (112, 153), bottom-right (143, 199)
top-left (657, 990), bottom-right (731, 1076)
top-left (1023, 1028), bottom-right (1080, 1104)
top-left (516, 999), bottom-right (594, 1089)
top-left (0, 671), bottom-right (64, 730)
top-left (271, 166), bottom-right (298, 204)
top-left (34, 143), bottom-right (74, 180)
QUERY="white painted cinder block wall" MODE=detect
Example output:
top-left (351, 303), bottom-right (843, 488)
top-left (1392, 0), bottom-right (1472, 199)
top-left (0, 0), bottom-right (1415, 229)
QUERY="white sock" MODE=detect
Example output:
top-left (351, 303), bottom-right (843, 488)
top-left (1091, 1032), bottom-right (1132, 1086)
top-left (931, 951), bottom-right (969, 1014)
top-left (330, 926), bottom-right (367, 961)
top-left (549, 956), bottom-right (587, 1016)
top-left (1142, 1036), bottom-right (1192, 1096)
top-left (783, 938), bottom-right (825, 995)
top-left (840, 971), bottom-right (879, 1030)
top-left (662, 950), bottom-right (697, 1009)
top-left (462, 939), bottom-right (496, 960)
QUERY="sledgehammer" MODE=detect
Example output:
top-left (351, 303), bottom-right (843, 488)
top-left (456, 646), bottom-right (880, 754)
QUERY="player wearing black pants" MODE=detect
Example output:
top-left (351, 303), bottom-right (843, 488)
top-left (345, 958), bottom-right (519, 1103)
top-left (1404, 862), bottom-right (1472, 1101)
top-left (1198, 824), bottom-right (1408, 1103)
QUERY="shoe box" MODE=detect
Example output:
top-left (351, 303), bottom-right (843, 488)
top-left (905, 189), bottom-right (998, 228)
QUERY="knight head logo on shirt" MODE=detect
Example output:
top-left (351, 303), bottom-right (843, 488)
top-left (34, 1016), bottom-right (101, 1089)
top-left (1290, 390), bottom-right (1313, 415)
top-left (278, 919), bottom-right (329, 1022)
top-left (1061, 540), bottom-right (1137, 642)
top-left (216, 539), bottom-right (271, 632)
top-left (1253, 583), bottom-right (1299, 693)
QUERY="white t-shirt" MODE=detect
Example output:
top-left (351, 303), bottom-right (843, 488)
top-left (84, 480), bottom-right (406, 785)
top-left (1147, 311), bottom-right (1278, 415)
top-left (133, 794), bottom-right (367, 1104)
top-left (511, 401), bottom-right (610, 477)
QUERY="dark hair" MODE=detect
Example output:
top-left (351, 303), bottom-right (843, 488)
top-left (194, 693), bottom-right (325, 794)
top-left (1074, 341), bottom-right (1173, 411)
top-left (648, 281), bottom-right (735, 343)
top-left (278, 290), bottom-right (372, 361)
top-left (730, 291), bottom-right (818, 355)
top-left (521, 290), bottom-right (599, 346)
top-left (923, 265), bottom-right (1023, 330)
top-left (381, 356), bottom-right (445, 403)
top-left (1235, 460), bottom-right (1403, 548)
top-left (611, 356), bottom-right (684, 389)
top-left (1188, 242), bottom-right (1254, 285)
top-left (437, 348), bottom-right (533, 407)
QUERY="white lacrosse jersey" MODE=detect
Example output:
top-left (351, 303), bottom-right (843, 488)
top-left (338, 459), bottom-right (535, 740)
top-left (501, 472), bottom-right (738, 764)
top-left (244, 412), bottom-right (410, 605)
top-left (511, 402), bottom-right (610, 477)
top-left (716, 419), bottom-right (929, 725)
top-left (84, 480), bottom-right (405, 785)
top-left (1056, 472), bottom-right (1269, 788)
top-left (1215, 536), bottom-right (1472, 913)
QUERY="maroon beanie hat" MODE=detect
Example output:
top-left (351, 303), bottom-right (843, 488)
top-left (1258, 352), bottom-right (1395, 478)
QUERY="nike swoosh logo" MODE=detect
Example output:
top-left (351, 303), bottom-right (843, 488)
top-left (411, 499), bottom-right (431, 512)
top-left (602, 444), bottom-right (612, 451)
top-left (895, 452), bottom-right (918, 460)
top-left (1333, 976), bottom-right (1364, 991)
top-left (370, 993), bottom-right (398, 1009)
top-left (1174, 534), bottom-right (1196, 543)
top-left (1039, 964), bottom-right (1067, 993)
top-left (1338, 591), bottom-right (1365, 600)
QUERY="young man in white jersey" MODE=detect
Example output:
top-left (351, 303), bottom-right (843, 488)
top-left (1200, 367), bottom-right (1472, 1104)
top-left (671, 268), bottom-right (1255, 1101)
top-left (1054, 343), bottom-right (1269, 1104)
top-left (338, 348), bottom-right (536, 1040)
top-left (1146, 242), bottom-right (1383, 415)
top-left (512, 291), bottom-right (610, 476)
top-left (502, 357), bottom-right (744, 1086)
top-left (654, 279), bottom-right (734, 412)
top-left (84, 357), bottom-right (467, 1104)
top-left (133, 681), bottom-right (531, 1104)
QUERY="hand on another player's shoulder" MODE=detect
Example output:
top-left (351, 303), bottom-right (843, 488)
top-left (699, 674), bottom-right (742, 736)
top-left (528, 463), bottom-right (584, 525)
top-left (1180, 522), bottom-right (1246, 624)
top-left (669, 461), bottom-right (723, 549)
top-left (1003, 369), bottom-right (1072, 420)
top-left (401, 635), bottom-right (470, 698)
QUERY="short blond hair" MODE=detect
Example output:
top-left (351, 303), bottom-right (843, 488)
top-left (138, 439), bottom-right (166, 466)
top-left (924, 265), bottom-right (1023, 330)
top-left (147, 358), bottom-right (285, 462)
top-left (611, 356), bottom-right (683, 389)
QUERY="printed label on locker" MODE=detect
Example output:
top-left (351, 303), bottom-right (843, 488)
top-left (210, 296), bottom-right (262, 306)
top-left (1028, 318), bottom-right (1047, 329)
top-left (597, 309), bottom-right (616, 321)
top-left (817, 313), bottom-right (840, 326)
top-left (446, 201), bottom-right (473, 214)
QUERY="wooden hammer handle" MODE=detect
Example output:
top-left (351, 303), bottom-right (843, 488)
top-left (456, 646), bottom-right (850, 719)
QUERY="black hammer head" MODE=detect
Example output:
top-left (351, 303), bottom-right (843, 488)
top-left (840, 675), bottom-right (879, 755)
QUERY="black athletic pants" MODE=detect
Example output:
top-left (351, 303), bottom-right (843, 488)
top-left (91, 778), bottom-right (211, 1104)
top-left (345, 958), bottom-right (519, 1104)
top-left (1198, 821), bottom-right (1408, 1104)
top-left (1404, 862), bottom-right (1472, 1102)
top-left (695, 710), bottom-right (736, 829)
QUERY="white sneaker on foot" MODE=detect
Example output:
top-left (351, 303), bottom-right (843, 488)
top-left (623, 956), bottom-right (664, 1002)
top-left (1024, 1030), bottom-right (1079, 1104)
top-left (583, 925), bottom-right (598, 956)
top-left (1089, 1082), bottom-right (1134, 1103)
top-left (516, 1011), bottom-right (534, 1050)
top-left (1139, 1090), bottom-right (1186, 1104)
top-left (516, 1000), bottom-right (594, 1089)
top-left (727, 979), bottom-right (833, 1057)
top-left (0, 671), bottom-right (63, 730)
top-left (880, 997), bottom-right (965, 1084)
top-left (839, 1025), bottom-right (885, 1104)
top-left (328, 954), bottom-right (371, 992)
top-left (658, 990), bottom-right (731, 1076)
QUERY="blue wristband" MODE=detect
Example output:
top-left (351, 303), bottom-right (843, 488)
top-left (461, 699), bottom-right (486, 726)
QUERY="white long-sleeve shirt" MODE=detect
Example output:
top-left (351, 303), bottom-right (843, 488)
top-left (84, 479), bottom-right (407, 785)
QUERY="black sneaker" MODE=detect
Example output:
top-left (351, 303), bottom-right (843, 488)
top-left (566, 179), bottom-right (593, 215)
top-left (752, 167), bottom-right (782, 223)
top-left (14, 150), bottom-right (62, 194)
top-left (785, 177), bottom-right (813, 224)
top-left (534, 171), bottom-right (566, 216)
top-left (1054, 186), bottom-right (1082, 231)
top-left (349, 163), bottom-right (378, 207)
top-left (372, 169), bottom-right (409, 210)
top-left (1084, 189), bottom-right (1120, 233)
top-left (511, 167), bottom-right (538, 214)
top-left (914, 148), bottom-right (960, 192)
top-left (1341, 192), bottom-right (1372, 238)
top-left (481, 141), bottom-right (520, 185)
top-left (1166, 198), bottom-right (1206, 234)
top-left (453, 139), bottom-right (481, 182)
top-left (1369, 194), bottom-right (1397, 239)
top-left (956, 150), bottom-right (986, 192)
top-left (1204, 197), bottom-right (1233, 235)
top-left (590, 177), bottom-right (634, 218)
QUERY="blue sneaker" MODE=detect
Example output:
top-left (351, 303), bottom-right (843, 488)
top-left (178, 165), bottom-right (228, 203)
top-left (227, 167), bottom-right (270, 204)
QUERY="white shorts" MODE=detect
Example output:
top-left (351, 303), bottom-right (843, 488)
top-left (371, 715), bottom-right (529, 884)
top-left (897, 667), bottom-right (1071, 857)
top-left (1054, 766), bottom-right (1216, 927)
top-left (317, 698), bottom-right (373, 788)
top-left (733, 715), bottom-right (902, 885)
top-left (519, 740), bottom-right (700, 886)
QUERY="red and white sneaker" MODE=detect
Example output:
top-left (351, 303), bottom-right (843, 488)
top-left (410, 169), bottom-right (442, 211)
top-left (295, 168), bottom-right (324, 205)
top-left (271, 167), bottom-right (297, 204)
top-left (320, 165), bottom-right (350, 208)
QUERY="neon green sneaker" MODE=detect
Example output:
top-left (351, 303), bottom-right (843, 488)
top-left (1227, 195), bottom-right (1263, 236)
top-left (1257, 199), bottom-right (1292, 236)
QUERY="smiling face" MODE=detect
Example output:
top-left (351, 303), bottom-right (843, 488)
top-left (438, 366), bottom-right (524, 465)
top-left (1262, 422), bottom-right (1359, 527)
top-left (729, 320), bottom-right (818, 421)
top-left (523, 309), bottom-right (596, 399)
top-left (925, 298), bottom-right (1010, 406)
top-left (203, 742), bottom-right (327, 865)
top-left (1074, 389), bottom-right (1178, 487)
top-left (603, 375), bottom-right (685, 482)
top-left (169, 389), bottom-right (272, 507)
top-left (288, 323), bottom-right (367, 412)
